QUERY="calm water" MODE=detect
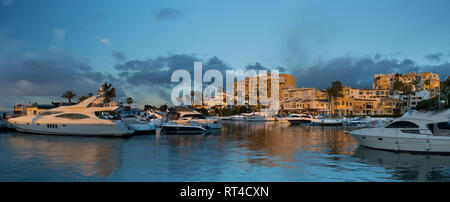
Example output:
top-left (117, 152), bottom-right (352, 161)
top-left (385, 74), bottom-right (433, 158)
top-left (1, 121), bottom-right (450, 182)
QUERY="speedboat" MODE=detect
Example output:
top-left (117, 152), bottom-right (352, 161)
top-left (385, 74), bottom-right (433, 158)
top-left (285, 113), bottom-right (313, 125)
top-left (121, 113), bottom-right (156, 133)
top-left (348, 109), bottom-right (450, 153)
top-left (7, 93), bottom-right (134, 136)
top-left (160, 121), bottom-right (207, 135)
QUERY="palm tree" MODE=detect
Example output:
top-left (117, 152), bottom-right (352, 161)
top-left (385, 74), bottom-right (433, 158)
top-left (326, 81), bottom-right (343, 117)
top-left (144, 105), bottom-right (155, 111)
top-left (159, 104), bottom-right (168, 112)
top-left (126, 97), bottom-right (133, 107)
top-left (101, 82), bottom-right (116, 103)
top-left (62, 90), bottom-right (77, 104)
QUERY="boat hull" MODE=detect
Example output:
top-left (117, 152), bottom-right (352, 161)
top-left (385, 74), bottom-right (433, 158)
top-left (287, 119), bottom-right (312, 124)
top-left (161, 125), bottom-right (206, 134)
top-left (127, 123), bottom-right (156, 133)
top-left (350, 128), bottom-right (450, 153)
top-left (10, 122), bottom-right (133, 136)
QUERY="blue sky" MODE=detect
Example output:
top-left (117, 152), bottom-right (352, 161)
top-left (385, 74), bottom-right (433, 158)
top-left (0, 0), bottom-right (449, 110)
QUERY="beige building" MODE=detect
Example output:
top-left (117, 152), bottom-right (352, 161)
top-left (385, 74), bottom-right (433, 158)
top-left (233, 73), bottom-right (297, 105)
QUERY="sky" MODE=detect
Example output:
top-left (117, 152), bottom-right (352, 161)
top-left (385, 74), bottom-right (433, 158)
top-left (0, 0), bottom-right (450, 110)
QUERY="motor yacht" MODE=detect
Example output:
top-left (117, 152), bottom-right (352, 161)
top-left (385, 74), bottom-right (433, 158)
top-left (121, 113), bottom-right (156, 133)
top-left (224, 113), bottom-right (252, 121)
top-left (312, 117), bottom-right (344, 126)
top-left (160, 121), bottom-right (207, 135)
top-left (245, 112), bottom-right (276, 122)
top-left (285, 113), bottom-right (313, 125)
top-left (176, 110), bottom-right (222, 129)
top-left (7, 91), bottom-right (134, 136)
top-left (348, 109), bottom-right (450, 153)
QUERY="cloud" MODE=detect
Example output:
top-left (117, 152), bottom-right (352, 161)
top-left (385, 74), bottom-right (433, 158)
top-left (100, 38), bottom-right (111, 47)
top-left (153, 8), bottom-right (187, 21)
top-left (243, 62), bottom-right (285, 73)
top-left (424, 52), bottom-right (444, 63)
top-left (111, 50), bottom-right (127, 62)
top-left (0, 33), bottom-right (119, 102)
top-left (114, 54), bottom-right (233, 102)
top-left (52, 28), bottom-right (66, 42)
top-left (291, 56), bottom-right (450, 89)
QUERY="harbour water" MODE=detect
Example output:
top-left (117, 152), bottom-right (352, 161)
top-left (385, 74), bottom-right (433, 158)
top-left (1, 121), bottom-right (450, 182)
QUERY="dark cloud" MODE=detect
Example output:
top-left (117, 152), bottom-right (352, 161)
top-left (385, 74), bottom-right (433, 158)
top-left (424, 52), bottom-right (444, 63)
top-left (153, 8), bottom-right (187, 21)
top-left (276, 66), bottom-right (286, 73)
top-left (114, 54), bottom-right (233, 101)
top-left (0, 51), bottom-right (114, 97)
top-left (245, 62), bottom-right (267, 71)
top-left (112, 50), bottom-right (127, 62)
top-left (244, 62), bottom-right (285, 73)
top-left (0, 33), bottom-right (119, 99)
top-left (292, 56), bottom-right (449, 89)
top-left (400, 58), bottom-right (415, 66)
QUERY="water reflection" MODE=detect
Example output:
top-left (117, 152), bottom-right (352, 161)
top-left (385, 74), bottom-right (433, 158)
top-left (353, 147), bottom-right (450, 181)
top-left (1, 122), bottom-right (450, 181)
top-left (3, 131), bottom-right (121, 180)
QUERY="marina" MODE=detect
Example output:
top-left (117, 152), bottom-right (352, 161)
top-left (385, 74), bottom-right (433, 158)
top-left (2, 121), bottom-right (450, 181)
top-left (0, 1), bottom-right (449, 187)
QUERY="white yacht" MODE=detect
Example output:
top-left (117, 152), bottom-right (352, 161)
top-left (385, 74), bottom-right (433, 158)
top-left (121, 113), bottom-right (156, 133)
top-left (285, 113), bottom-right (313, 125)
top-left (177, 110), bottom-right (222, 129)
top-left (161, 121), bottom-right (207, 134)
top-left (8, 91), bottom-right (134, 136)
top-left (348, 109), bottom-right (450, 153)
top-left (312, 117), bottom-right (344, 126)
top-left (246, 112), bottom-right (276, 122)
top-left (224, 113), bottom-right (252, 121)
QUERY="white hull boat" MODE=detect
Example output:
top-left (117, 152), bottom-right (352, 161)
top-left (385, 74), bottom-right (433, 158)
top-left (313, 118), bottom-right (343, 126)
top-left (348, 110), bottom-right (450, 153)
top-left (8, 91), bottom-right (134, 137)
top-left (121, 114), bottom-right (156, 133)
top-left (177, 111), bottom-right (222, 130)
top-left (285, 114), bottom-right (313, 125)
top-left (161, 121), bottom-right (207, 134)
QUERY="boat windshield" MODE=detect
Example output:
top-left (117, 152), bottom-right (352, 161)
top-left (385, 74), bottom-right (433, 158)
top-left (181, 114), bottom-right (206, 119)
top-left (385, 121), bottom-right (419, 128)
top-left (95, 111), bottom-right (120, 120)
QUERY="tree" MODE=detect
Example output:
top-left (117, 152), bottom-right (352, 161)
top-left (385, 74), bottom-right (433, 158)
top-left (144, 105), bottom-right (155, 111)
top-left (393, 80), bottom-right (405, 91)
top-left (159, 104), bottom-right (168, 112)
top-left (62, 90), bottom-right (76, 104)
top-left (101, 82), bottom-right (116, 103)
top-left (326, 81), bottom-right (343, 117)
top-left (126, 97), bottom-right (133, 107)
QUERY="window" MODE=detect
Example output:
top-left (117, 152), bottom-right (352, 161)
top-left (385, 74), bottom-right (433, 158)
top-left (181, 114), bottom-right (206, 119)
top-left (55, 113), bottom-right (90, 120)
top-left (39, 111), bottom-right (63, 116)
top-left (401, 130), bottom-right (420, 134)
top-left (386, 121), bottom-right (419, 128)
top-left (437, 122), bottom-right (450, 130)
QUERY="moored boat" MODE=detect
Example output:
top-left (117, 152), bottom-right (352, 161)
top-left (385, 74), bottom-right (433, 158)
top-left (348, 109), bottom-right (450, 153)
top-left (7, 89), bottom-right (134, 136)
